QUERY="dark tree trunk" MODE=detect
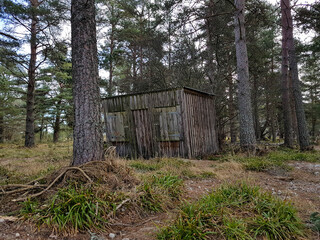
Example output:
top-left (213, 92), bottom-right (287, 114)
top-left (53, 100), bottom-right (61, 143)
top-left (228, 74), bottom-right (237, 143)
top-left (39, 113), bottom-right (44, 142)
top-left (108, 8), bottom-right (115, 97)
top-left (234, 0), bottom-right (256, 151)
top-left (0, 114), bottom-right (4, 143)
top-left (205, 0), bottom-right (215, 90)
top-left (71, 0), bottom-right (104, 165)
top-left (280, 0), bottom-right (294, 148)
top-left (282, 0), bottom-right (310, 150)
top-left (25, 0), bottom-right (39, 147)
top-left (252, 76), bottom-right (261, 140)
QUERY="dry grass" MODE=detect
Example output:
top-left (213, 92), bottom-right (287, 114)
top-left (0, 142), bottom-right (72, 184)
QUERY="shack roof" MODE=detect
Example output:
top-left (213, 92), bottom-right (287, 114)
top-left (102, 87), bottom-right (215, 100)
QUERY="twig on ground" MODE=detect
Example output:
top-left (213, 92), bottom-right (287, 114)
top-left (107, 199), bottom-right (131, 218)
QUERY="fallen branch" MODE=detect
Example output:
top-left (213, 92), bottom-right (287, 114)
top-left (0, 215), bottom-right (19, 222)
top-left (107, 199), bottom-right (130, 218)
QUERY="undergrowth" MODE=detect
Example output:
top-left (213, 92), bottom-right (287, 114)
top-left (310, 212), bottom-right (320, 232)
top-left (129, 158), bottom-right (215, 180)
top-left (210, 148), bottom-right (320, 172)
top-left (158, 183), bottom-right (305, 240)
top-left (20, 185), bottom-right (127, 234)
top-left (139, 173), bottom-right (183, 212)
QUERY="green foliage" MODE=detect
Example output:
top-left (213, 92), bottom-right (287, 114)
top-left (229, 149), bottom-right (320, 172)
top-left (158, 183), bottom-right (305, 240)
top-left (139, 174), bottom-right (183, 212)
top-left (310, 212), bottom-right (320, 232)
top-left (129, 158), bottom-right (192, 177)
top-left (129, 161), bottom-right (162, 172)
top-left (20, 186), bottom-right (126, 234)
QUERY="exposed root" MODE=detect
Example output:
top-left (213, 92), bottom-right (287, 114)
top-left (1, 160), bottom-right (138, 202)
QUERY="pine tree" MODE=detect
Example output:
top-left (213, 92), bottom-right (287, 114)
top-left (71, 0), bottom-right (104, 165)
top-left (234, 0), bottom-right (256, 151)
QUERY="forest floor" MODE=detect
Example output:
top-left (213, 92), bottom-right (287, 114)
top-left (0, 142), bottom-right (319, 240)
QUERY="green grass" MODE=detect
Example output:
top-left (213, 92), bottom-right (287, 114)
top-left (20, 186), bottom-right (127, 234)
top-left (223, 148), bottom-right (320, 172)
top-left (310, 212), bottom-right (320, 232)
top-left (139, 173), bottom-right (183, 212)
top-left (158, 183), bottom-right (305, 240)
top-left (129, 158), bottom-right (191, 173)
top-left (129, 161), bottom-right (163, 172)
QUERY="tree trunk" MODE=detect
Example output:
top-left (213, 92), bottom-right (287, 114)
top-left (280, 0), bottom-right (294, 148)
top-left (0, 113), bottom-right (4, 143)
top-left (25, 0), bottom-right (39, 147)
top-left (252, 75), bottom-right (261, 140)
top-left (281, 0), bottom-right (310, 150)
top-left (39, 113), bottom-right (44, 142)
top-left (234, 0), bottom-right (256, 151)
top-left (205, 0), bottom-right (216, 89)
top-left (53, 100), bottom-right (61, 143)
top-left (108, 6), bottom-right (115, 97)
top-left (228, 74), bottom-right (237, 143)
top-left (71, 0), bottom-right (104, 165)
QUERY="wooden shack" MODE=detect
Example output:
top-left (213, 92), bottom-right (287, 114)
top-left (102, 87), bottom-right (218, 158)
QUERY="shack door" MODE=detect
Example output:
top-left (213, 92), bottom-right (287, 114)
top-left (132, 109), bottom-right (153, 158)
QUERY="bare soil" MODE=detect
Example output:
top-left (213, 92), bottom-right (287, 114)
top-left (0, 159), bottom-right (319, 240)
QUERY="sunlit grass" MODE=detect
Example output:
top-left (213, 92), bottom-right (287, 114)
top-left (158, 183), bottom-right (306, 240)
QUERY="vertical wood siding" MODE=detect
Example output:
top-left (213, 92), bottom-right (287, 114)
top-left (102, 88), bottom-right (218, 158)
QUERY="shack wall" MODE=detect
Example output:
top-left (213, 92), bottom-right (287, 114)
top-left (102, 88), bottom-right (218, 158)
top-left (181, 89), bottom-right (218, 158)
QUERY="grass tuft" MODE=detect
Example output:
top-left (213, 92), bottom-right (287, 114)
top-left (158, 183), bottom-right (305, 240)
top-left (20, 186), bottom-right (127, 234)
top-left (139, 173), bottom-right (183, 212)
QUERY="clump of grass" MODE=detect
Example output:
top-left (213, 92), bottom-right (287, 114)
top-left (129, 158), bottom-right (193, 179)
top-left (129, 161), bottom-right (162, 172)
top-left (180, 169), bottom-right (216, 179)
top-left (268, 150), bottom-right (320, 163)
top-left (234, 148), bottom-right (320, 172)
top-left (139, 173), bottom-right (183, 212)
top-left (20, 186), bottom-right (126, 234)
top-left (198, 171), bottom-right (216, 178)
top-left (310, 212), bottom-right (320, 232)
top-left (0, 165), bottom-right (12, 178)
top-left (158, 183), bottom-right (305, 240)
top-left (241, 157), bottom-right (287, 172)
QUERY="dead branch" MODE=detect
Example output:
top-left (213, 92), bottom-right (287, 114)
top-left (107, 199), bottom-right (130, 218)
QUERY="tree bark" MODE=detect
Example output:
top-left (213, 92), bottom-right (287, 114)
top-left (228, 74), bottom-right (237, 143)
top-left (281, 0), bottom-right (310, 150)
top-left (234, 0), bottom-right (256, 151)
top-left (53, 100), bottom-right (61, 143)
top-left (25, 0), bottom-right (39, 147)
top-left (252, 75), bottom-right (261, 140)
top-left (280, 0), bottom-right (294, 148)
top-left (108, 5), bottom-right (115, 97)
top-left (71, 0), bottom-right (104, 165)
top-left (0, 113), bottom-right (4, 143)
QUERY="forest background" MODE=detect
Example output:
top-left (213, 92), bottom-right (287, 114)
top-left (0, 0), bottom-right (319, 148)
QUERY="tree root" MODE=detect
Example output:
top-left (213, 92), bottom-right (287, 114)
top-left (1, 167), bottom-right (93, 202)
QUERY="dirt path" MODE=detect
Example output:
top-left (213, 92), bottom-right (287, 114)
top-left (0, 159), bottom-right (319, 240)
